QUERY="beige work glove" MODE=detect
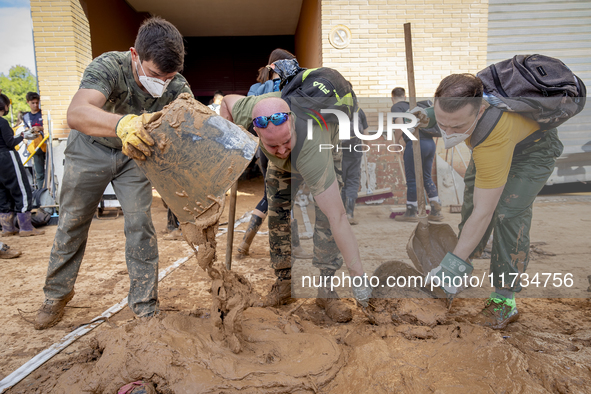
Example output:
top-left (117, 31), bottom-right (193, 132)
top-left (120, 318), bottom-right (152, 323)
top-left (409, 106), bottom-right (430, 129)
top-left (116, 112), bottom-right (162, 160)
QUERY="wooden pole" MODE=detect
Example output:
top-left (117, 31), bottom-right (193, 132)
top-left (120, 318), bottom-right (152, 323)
top-left (404, 22), bottom-right (427, 221)
top-left (225, 181), bottom-right (238, 270)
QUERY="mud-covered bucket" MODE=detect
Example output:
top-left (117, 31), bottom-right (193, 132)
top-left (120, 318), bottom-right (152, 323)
top-left (137, 93), bottom-right (258, 223)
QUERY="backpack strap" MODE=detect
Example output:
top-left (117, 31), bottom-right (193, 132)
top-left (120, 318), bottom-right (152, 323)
top-left (469, 106), bottom-right (503, 148)
top-left (290, 117), bottom-right (308, 173)
top-left (513, 129), bottom-right (546, 155)
top-left (471, 105), bottom-right (545, 153)
top-left (23, 112), bottom-right (31, 128)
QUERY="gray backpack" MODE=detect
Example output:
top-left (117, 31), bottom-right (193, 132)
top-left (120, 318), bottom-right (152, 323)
top-left (470, 54), bottom-right (586, 148)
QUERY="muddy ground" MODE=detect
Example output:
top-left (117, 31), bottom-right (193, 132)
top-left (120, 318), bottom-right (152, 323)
top-left (1, 177), bottom-right (591, 393)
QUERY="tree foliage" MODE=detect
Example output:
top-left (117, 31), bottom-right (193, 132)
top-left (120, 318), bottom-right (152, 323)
top-left (0, 65), bottom-right (38, 123)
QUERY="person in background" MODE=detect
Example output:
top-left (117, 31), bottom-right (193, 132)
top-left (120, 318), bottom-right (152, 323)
top-left (391, 87), bottom-right (443, 222)
top-left (237, 48), bottom-right (312, 260)
top-left (0, 93), bottom-right (46, 238)
top-left (22, 92), bottom-right (47, 189)
top-left (340, 107), bottom-right (368, 224)
top-left (247, 49), bottom-right (294, 96)
top-left (13, 112), bottom-right (36, 187)
top-left (14, 111), bottom-right (24, 128)
top-left (207, 90), bottom-right (224, 115)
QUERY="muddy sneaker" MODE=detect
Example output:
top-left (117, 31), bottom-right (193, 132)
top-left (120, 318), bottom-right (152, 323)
top-left (0, 242), bottom-right (21, 259)
top-left (34, 290), bottom-right (75, 330)
top-left (316, 287), bottom-right (352, 323)
top-left (428, 201), bottom-right (444, 222)
top-left (256, 278), bottom-right (292, 307)
top-left (394, 204), bottom-right (418, 222)
top-left (471, 293), bottom-right (519, 330)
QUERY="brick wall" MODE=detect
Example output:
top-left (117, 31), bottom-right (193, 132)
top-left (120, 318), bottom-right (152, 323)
top-left (321, 0), bottom-right (488, 204)
top-left (31, 0), bottom-right (92, 139)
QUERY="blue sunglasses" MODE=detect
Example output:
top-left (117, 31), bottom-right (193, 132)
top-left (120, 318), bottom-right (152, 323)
top-left (253, 112), bottom-right (292, 128)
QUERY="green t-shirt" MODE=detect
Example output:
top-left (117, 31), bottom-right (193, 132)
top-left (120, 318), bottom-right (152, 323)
top-left (232, 92), bottom-right (338, 196)
top-left (79, 51), bottom-right (193, 149)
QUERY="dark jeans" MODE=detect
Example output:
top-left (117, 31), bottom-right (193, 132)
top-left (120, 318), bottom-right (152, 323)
top-left (341, 152), bottom-right (362, 201)
top-left (34, 150), bottom-right (46, 189)
top-left (403, 138), bottom-right (438, 202)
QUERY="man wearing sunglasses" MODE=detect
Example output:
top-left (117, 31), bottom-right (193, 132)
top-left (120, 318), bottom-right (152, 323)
top-left (221, 93), bottom-right (372, 322)
top-left (34, 17), bottom-right (193, 330)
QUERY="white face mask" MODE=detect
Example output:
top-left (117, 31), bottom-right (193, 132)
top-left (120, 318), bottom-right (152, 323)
top-left (136, 57), bottom-right (171, 98)
top-left (440, 115), bottom-right (479, 149)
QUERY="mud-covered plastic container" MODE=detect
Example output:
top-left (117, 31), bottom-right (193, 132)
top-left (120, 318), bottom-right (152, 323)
top-left (137, 93), bottom-right (258, 223)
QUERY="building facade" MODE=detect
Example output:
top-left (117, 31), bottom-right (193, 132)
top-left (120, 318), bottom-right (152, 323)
top-left (29, 0), bottom-right (590, 202)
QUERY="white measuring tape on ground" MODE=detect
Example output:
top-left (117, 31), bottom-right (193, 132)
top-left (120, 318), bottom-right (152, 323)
top-left (218, 210), bottom-right (268, 235)
top-left (298, 205), bottom-right (314, 239)
top-left (294, 190), bottom-right (314, 239)
top-left (0, 211), bottom-right (254, 393)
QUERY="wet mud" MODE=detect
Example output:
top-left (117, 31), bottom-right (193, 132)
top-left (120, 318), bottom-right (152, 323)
top-left (4, 182), bottom-right (591, 394)
top-left (46, 308), bottom-right (344, 393)
top-left (180, 195), bottom-right (255, 354)
top-left (19, 299), bottom-right (591, 394)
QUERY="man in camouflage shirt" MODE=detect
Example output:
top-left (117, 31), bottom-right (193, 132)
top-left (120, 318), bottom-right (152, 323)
top-left (222, 89), bottom-right (372, 323)
top-left (35, 17), bottom-right (193, 329)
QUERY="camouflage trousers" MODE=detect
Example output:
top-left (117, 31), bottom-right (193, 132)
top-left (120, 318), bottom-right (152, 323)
top-left (266, 150), bottom-right (344, 278)
top-left (43, 130), bottom-right (159, 317)
top-left (459, 129), bottom-right (563, 292)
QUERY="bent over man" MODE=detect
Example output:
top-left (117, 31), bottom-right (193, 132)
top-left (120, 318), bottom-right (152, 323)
top-left (221, 64), bottom-right (372, 322)
top-left (35, 17), bottom-right (193, 329)
top-left (417, 73), bottom-right (563, 329)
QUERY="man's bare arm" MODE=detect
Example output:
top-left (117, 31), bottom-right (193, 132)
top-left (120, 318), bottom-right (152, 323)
top-left (220, 94), bottom-right (245, 122)
top-left (314, 179), bottom-right (364, 277)
top-left (67, 89), bottom-right (122, 137)
top-left (453, 185), bottom-right (504, 261)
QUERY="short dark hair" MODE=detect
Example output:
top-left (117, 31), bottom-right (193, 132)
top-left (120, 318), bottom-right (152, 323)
top-left (26, 92), bottom-right (40, 102)
top-left (434, 74), bottom-right (483, 114)
top-left (0, 93), bottom-right (9, 113)
top-left (256, 48), bottom-right (296, 83)
top-left (135, 16), bottom-right (185, 73)
top-left (391, 87), bottom-right (405, 98)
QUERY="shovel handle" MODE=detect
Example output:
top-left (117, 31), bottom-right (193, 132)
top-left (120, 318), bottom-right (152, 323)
top-left (404, 23), bottom-right (427, 220)
top-left (225, 181), bottom-right (238, 270)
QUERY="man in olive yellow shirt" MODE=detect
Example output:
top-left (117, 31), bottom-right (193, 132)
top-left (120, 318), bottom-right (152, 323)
top-left (415, 73), bottom-right (563, 329)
